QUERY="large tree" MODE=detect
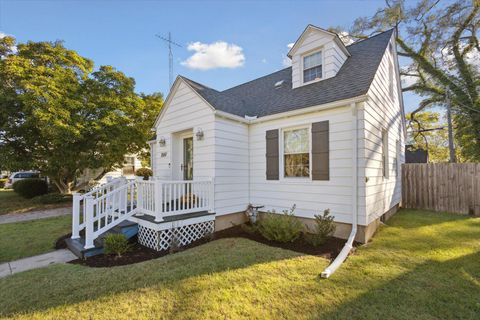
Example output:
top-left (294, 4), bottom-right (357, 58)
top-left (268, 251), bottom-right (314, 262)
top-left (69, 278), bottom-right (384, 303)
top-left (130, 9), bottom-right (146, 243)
top-left (406, 111), bottom-right (465, 162)
top-left (345, 0), bottom-right (480, 162)
top-left (0, 37), bottom-right (163, 193)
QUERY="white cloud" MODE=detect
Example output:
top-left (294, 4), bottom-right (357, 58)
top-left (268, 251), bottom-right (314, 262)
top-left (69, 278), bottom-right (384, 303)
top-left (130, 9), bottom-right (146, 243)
top-left (338, 31), bottom-right (355, 45)
top-left (181, 41), bottom-right (245, 70)
top-left (0, 31), bottom-right (17, 54)
top-left (282, 56), bottom-right (291, 67)
top-left (261, 58), bottom-right (267, 64)
top-left (282, 43), bottom-right (295, 67)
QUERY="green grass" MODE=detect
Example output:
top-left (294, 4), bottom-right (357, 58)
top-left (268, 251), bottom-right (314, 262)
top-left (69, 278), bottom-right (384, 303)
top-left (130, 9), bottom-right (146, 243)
top-left (0, 215), bottom-right (71, 263)
top-left (0, 189), bottom-right (71, 215)
top-left (0, 209), bottom-right (479, 319)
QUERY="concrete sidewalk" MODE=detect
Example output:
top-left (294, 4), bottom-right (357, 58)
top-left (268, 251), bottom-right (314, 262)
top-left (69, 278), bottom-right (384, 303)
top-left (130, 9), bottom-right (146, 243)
top-left (0, 206), bottom-right (71, 225)
top-left (0, 249), bottom-right (77, 278)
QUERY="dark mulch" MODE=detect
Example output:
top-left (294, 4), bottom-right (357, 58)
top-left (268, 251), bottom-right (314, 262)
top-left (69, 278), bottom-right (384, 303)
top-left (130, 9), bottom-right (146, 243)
top-left (60, 224), bottom-right (353, 268)
top-left (54, 233), bottom-right (71, 249)
top-left (70, 241), bottom-right (168, 268)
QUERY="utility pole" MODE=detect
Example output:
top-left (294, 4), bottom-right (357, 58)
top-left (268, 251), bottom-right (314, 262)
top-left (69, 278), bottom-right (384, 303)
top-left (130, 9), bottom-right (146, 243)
top-left (445, 91), bottom-right (457, 163)
top-left (156, 32), bottom-right (182, 89)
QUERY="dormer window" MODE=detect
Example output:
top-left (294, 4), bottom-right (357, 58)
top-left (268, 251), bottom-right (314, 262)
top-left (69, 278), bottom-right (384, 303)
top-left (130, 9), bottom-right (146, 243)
top-left (303, 51), bottom-right (323, 83)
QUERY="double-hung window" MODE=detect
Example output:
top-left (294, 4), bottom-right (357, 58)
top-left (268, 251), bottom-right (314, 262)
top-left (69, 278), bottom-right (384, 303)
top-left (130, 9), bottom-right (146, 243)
top-left (283, 127), bottom-right (310, 177)
top-left (303, 51), bottom-right (322, 83)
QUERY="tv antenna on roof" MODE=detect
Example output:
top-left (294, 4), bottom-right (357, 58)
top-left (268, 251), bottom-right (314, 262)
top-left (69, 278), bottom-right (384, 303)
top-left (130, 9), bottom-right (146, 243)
top-left (156, 32), bottom-right (182, 89)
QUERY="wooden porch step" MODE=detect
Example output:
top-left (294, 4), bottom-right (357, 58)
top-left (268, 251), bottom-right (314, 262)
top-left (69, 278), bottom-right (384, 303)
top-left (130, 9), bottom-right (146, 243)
top-left (66, 220), bottom-right (139, 259)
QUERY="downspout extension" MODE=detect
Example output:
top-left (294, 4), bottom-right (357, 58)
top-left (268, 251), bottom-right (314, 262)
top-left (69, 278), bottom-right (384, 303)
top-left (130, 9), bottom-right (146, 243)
top-left (321, 102), bottom-right (358, 278)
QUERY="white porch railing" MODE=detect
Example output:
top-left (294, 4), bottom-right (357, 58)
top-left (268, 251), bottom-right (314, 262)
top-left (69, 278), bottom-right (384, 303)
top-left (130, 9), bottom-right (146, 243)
top-left (72, 177), bottom-right (214, 249)
top-left (71, 176), bottom-right (128, 240)
top-left (137, 178), bottom-right (214, 222)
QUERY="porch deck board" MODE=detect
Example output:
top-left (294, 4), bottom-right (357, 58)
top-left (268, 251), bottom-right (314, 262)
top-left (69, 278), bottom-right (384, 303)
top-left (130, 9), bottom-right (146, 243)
top-left (133, 211), bottom-right (215, 224)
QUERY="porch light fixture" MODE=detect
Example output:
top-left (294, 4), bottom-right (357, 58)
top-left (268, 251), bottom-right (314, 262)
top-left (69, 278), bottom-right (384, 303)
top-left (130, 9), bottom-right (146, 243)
top-left (196, 128), bottom-right (204, 141)
top-left (158, 137), bottom-right (166, 147)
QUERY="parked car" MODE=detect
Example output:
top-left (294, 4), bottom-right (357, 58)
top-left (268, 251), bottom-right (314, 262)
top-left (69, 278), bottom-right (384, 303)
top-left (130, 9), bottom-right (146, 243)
top-left (4, 171), bottom-right (41, 189)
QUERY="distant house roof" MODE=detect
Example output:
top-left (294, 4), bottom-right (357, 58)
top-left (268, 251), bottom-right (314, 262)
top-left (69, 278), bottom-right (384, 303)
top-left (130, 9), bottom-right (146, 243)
top-left (180, 29), bottom-right (394, 118)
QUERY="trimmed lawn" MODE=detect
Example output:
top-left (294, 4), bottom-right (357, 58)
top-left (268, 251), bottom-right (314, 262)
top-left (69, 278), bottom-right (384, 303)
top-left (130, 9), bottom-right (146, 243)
top-left (0, 215), bottom-right (71, 263)
top-left (0, 189), bottom-right (70, 215)
top-left (0, 210), bottom-right (479, 319)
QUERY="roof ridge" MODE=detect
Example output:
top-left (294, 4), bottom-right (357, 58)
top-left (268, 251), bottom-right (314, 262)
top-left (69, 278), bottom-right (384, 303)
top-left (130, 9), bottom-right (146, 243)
top-left (222, 67), bottom-right (291, 93)
top-left (179, 75), bottom-right (219, 92)
top-left (347, 28), bottom-right (395, 47)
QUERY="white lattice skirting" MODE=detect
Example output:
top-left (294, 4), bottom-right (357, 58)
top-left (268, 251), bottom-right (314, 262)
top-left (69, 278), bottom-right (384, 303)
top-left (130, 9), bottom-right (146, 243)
top-left (138, 220), bottom-right (215, 251)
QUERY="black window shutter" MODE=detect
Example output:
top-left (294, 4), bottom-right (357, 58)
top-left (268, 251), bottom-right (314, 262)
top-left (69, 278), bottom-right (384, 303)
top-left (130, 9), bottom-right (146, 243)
top-left (312, 121), bottom-right (329, 180)
top-left (266, 129), bottom-right (279, 180)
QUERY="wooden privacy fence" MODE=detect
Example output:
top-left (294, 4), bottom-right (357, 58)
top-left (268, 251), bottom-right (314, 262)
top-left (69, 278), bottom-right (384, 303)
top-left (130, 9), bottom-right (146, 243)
top-left (402, 163), bottom-right (480, 215)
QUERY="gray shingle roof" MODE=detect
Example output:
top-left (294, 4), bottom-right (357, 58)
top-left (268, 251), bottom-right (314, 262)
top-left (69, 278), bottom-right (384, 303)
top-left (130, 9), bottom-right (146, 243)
top-left (181, 29), bottom-right (394, 118)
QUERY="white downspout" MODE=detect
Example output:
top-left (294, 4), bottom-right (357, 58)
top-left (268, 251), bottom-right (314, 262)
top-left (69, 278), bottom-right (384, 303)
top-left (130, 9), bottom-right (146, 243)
top-left (321, 102), bottom-right (358, 278)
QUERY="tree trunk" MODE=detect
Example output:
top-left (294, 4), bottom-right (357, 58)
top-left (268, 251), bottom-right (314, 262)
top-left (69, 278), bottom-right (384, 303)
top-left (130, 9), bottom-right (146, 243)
top-left (53, 178), bottom-right (72, 194)
top-left (446, 103), bottom-right (457, 163)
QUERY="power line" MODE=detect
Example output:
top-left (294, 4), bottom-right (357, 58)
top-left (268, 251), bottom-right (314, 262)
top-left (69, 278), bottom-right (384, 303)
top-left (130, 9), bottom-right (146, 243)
top-left (155, 32), bottom-right (182, 89)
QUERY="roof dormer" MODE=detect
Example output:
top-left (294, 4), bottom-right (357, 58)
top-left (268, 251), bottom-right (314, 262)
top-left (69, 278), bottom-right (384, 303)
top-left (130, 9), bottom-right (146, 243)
top-left (287, 25), bottom-right (350, 89)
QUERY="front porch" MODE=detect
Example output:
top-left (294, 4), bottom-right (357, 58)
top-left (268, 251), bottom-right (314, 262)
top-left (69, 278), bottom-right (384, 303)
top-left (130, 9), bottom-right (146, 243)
top-left (69, 176), bottom-right (215, 256)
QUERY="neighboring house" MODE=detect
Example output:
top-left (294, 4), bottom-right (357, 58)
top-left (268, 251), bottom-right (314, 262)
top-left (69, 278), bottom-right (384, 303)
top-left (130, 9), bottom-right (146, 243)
top-left (405, 145), bottom-right (428, 163)
top-left (149, 25), bottom-right (405, 243)
top-left (69, 25), bottom-right (405, 259)
top-left (76, 154), bottom-right (143, 188)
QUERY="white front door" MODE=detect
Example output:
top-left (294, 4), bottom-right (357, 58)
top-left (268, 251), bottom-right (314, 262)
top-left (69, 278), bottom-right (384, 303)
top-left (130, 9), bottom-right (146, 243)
top-left (173, 131), bottom-right (194, 180)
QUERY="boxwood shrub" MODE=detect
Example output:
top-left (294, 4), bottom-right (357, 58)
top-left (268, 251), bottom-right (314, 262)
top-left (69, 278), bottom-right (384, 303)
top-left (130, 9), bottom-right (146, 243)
top-left (13, 179), bottom-right (49, 199)
top-left (257, 205), bottom-right (304, 243)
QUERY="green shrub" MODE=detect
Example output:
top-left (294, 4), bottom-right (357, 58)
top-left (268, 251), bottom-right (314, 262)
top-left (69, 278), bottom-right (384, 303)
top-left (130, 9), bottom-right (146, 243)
top-left (257, 205), bottom-right (304, 243)
top-left (33, 193), bottom-right (72, 204)
top-left (135, 168), bottom-right (153, 180)
top-left (0, 178), bottom-right (7, 189)
top-left (103, 234), bottom-right (131, 257)
top-left (304, 209), bottom-right (336, 247)
top-left (13, 179), bottom-right (48, 199)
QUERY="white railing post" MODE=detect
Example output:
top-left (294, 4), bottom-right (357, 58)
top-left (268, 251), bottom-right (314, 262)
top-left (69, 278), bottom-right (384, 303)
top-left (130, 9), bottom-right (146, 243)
top-left (84, 195), bottom-right (95, 249)
top-left (136, 176), bottom-right (144, 216)
top-left (106, 176), bottom-right (113, 214)
top-left (154, 177), bottom-right (163, 222)
top-left (209, 177), bottom-right (215, 213)
top-left (71, 193), bottom-right (81, 239)
top-left (119, 177), bottom-right (126, 214)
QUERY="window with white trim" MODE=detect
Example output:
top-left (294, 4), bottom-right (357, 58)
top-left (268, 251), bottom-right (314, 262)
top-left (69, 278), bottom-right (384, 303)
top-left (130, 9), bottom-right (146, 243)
top-left (283, 127), bottom-right (310, 177)
top-left (303, 51), bottom-right (322, 83)
top-left (382, 129), bottom-right (389, 178)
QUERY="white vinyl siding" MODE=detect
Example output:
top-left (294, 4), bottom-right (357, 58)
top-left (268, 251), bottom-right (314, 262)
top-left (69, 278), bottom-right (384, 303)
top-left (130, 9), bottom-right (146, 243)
top-left (249, 106), bottom-right (358, 224)
top-left (153, 81), bottom-right (216, 181)
top-left (360, 36), bottom-right (404, 225)
top-left (213, 116), bottom-right (249, 215)
top-left (291, 29), bottom-right (348, 88)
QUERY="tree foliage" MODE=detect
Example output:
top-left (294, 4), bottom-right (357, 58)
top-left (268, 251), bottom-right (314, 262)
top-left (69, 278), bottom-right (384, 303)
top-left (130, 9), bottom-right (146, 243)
top-left (0, 37), bottom-right (163, 193)
top-left (406, 111), bottom-right (464, 162)
top-left (346, 0), bottom-right (480, 161)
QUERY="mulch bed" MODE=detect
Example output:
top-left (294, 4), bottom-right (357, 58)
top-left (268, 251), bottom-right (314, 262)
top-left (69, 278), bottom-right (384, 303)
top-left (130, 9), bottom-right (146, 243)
top-left (58, 224), bottom-right (355, 268)
top-left (69, 240), bottom-right (169, 268)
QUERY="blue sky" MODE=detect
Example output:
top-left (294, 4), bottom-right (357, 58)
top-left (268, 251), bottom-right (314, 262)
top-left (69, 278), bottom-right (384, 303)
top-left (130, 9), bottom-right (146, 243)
top-left (0, 0), bottom-right (420, 112)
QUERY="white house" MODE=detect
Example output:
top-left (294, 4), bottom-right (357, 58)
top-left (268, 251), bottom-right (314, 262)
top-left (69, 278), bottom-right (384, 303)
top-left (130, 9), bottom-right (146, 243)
top-left (69, 26), bottom-right (405, 265)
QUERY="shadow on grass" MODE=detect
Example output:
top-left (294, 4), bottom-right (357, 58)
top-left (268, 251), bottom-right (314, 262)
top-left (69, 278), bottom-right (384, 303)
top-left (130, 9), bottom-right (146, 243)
top-left (0, 238), bottom-right (309, 317)
top-left (318, 251), bottom-right (480, 319)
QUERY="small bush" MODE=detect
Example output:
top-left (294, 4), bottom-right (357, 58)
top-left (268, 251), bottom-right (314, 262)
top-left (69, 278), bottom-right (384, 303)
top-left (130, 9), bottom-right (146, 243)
top-left (135, 168), bottom-right (153, 180)
top-left (0, 178), bottom-right (7, 189)
top-left (257, 205), bottom-right (304, 243)
top-left (304, 209), bottom-right (336, 247)
top-left (104, 234), bottom-right (131, 257)
top-left (13, 179), bottom-right (48, 199)
top-left (33, 193), bottom-right (72, 204)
